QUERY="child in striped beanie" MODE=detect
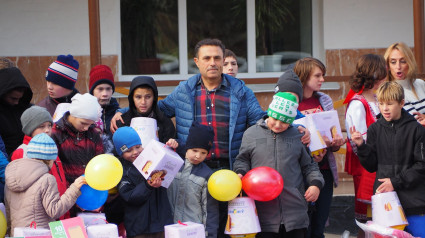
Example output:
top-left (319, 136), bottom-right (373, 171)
top-left (38, 54), bottom-right (80, 116)
top-left (4, 133), bottom-right (86, 235)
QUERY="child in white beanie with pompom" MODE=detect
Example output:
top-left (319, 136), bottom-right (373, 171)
top-left (50, 93), bottom-right (104, 190)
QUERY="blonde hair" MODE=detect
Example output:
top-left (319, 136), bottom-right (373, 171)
top-left (384, 42), bottom-right (418, 98)
top-left (377, 81), bottom-right (405, 103)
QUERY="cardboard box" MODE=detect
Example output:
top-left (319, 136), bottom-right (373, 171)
top-left (13, 226), bottom-right (51, 237)
top-left (76, 213), bottom-right (107, 227)
top-left (164, 222), bottom-right (205, 238)
top-left (49, 217), bottom-right (88, 238)
top-left (293, 110), bottom-right (343, 153)
top-left (86, 224), bottom-right (118, 238)
top-left (133, 140), bottom-right (183, 188)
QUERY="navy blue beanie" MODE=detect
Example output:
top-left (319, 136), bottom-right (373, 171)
top-left (112, 127), bottom-right (141, 156)
top-left (185, 122), bottom-right (214, 152)
top-left (46, 54), bottom-right (79, 90)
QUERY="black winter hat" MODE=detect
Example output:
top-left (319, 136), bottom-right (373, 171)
top-left (275, 69), bottom-right (303, 101)
top-left (185, 122), bottom-right (214, 152)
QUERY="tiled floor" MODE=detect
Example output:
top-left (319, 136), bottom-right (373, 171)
top-left (324, 180), bottom-right (356, 238)
top-left (334, 180), bottom-right (355, 196)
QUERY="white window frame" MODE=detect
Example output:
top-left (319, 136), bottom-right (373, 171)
top-left (118, 0), bottom-right (323, 82)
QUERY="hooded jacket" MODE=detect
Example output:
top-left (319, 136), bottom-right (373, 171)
top-left (119, 159), bottom-right (173, 236)
top-left (5, 159), bottom-right (81, 236)
top-left (158, 74), bottom-right (265, 168)
top-left (358, 110), bottom-right (425, 216)
top-left (38, 88), bottom-right (79, 116)
top-left (0, 67), bottom-right (33, 157)
top-left (117, 76), bottom-right (175, 144)
top-left (51, 112), bottom-right (104, 185)
top-left (233, 117), bottom-right (324, 232)
top-left (11, 135), bottom-right (67, 199)
top-left (100, 97), bottom-right (120, 137)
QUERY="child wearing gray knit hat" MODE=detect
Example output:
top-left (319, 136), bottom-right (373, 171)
top-left (11, 105), bottom-right (68, 206)
top-left (11, 106), bottom-right (55, 160)
top-left (21, 106), bottom-right (53, 137)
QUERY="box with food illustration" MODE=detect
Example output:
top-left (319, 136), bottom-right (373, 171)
top-left (293, 110), bottom-right (343, 154)
top-left (133, 140), bottom-right (184, 188)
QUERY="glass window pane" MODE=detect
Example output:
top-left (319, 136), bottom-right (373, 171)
top-left (187, 0), bottom-right (247, 74)
top-left (255, 0), bottom-right (312, 72)
top-left (120, 0), bottom-right (179, 75)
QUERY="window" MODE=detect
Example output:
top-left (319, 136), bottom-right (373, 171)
top-left (120, 0), bottom-right (312, 80)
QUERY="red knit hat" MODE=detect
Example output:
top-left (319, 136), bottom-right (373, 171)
top-left (89, 65), bottom-right (115, 94)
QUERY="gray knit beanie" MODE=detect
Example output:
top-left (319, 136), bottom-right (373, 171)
top-left (21, 106), bottom-right (53, 136)
top-left (275, 69), bottom-right (303, 100)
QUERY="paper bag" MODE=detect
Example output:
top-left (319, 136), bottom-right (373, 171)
top-left (293, 110), bottom-right (343, 153)
top-left (164, 221), bottom-right (205, 238)
top-left (133, 140), bottom-right (184, 188)
top-left (130, 117), bottom-right (159, 146)
top-left (53, 103), bottom-right (71, 123)
top-left (225, 197), bottom-right (261, 236)
top-left (49, 217), bottom-right (88, 238)
top-left (372, 191), bottom-right (408, 229)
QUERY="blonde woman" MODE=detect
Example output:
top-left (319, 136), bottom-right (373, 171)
top-left (384, 42), bottom-right (425, 126)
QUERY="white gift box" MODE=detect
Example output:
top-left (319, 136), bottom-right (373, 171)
top-left (133, 140), bottom-right (184, 188)
top-left (372, 191), bottom-right (408, 229)
top-left (225, 197), bottom-right (261, 235)
top-left (77, 212), bottom-right (107, 227)
top-left (86, 224), bottom-right (118, 238)
top-left (130, 117), bottom-right (159, 146)
top-left (14, 222), bottom-right (51, 237)
top-left (293, 110), bottom-right (343, 153)
top-left (164, 221), bottom-right (205, 238)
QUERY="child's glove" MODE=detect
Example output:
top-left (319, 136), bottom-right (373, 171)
top-left (74, 176), bottom-right (87, 189)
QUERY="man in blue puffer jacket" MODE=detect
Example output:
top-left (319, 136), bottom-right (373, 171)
top-left (158, 39), bottom-right (265, 170)
top-left (159, 38), bottom-right (265, 238)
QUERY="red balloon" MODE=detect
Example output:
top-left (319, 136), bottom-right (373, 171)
top-left (242, 166), bottom-right (284, 201)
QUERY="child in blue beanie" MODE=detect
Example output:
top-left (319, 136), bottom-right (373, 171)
top-left (113, 126), bottom-right (173, 237)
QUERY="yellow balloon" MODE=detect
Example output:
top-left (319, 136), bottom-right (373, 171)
top-left (0, 210), bottom-right (6, 238)
top-left (85, 154), bottom-right (123, 191)
top-left (208, 169), bottom-right (242, 201)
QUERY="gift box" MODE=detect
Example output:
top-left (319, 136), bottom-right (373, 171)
top-left (14, 222), bottom-right (51, 237)
top-left (293, 110), bottom-right (343, 154)
top-left (164, 221), bottom-right (205, 238)
top-left (49, 217), bottom-right (88, 238)
top-left (76, 213), bottom-right (107, 227)
top-left (133, 140), bottom-right (184, 188)
top-left (86, 224), bottom-right (118, 238)
top-left (225, 197), bottom-right (261, 237)
top-left (53, 103), bottom-right (71, 123)
top-left (372, 191), bottom-right (408, 230)
top-left (130, 117), bottom-right (159, 146)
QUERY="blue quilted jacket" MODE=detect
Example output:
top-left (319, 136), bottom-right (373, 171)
top-left (158, 74), bottom-right (265, 169)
